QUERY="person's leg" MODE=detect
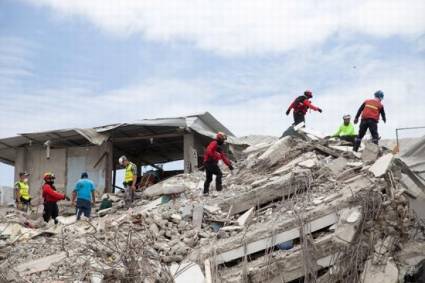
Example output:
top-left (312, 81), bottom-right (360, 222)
top-left (208, 164), bottom-right (223, 192)
top-left (203, 164), bottom-right (213, 195)
top-left (293, 112), bottom-right (305, 126)
top-left (43, 203), bottom-right (50, 222)
top-left (52, 203), bottom-right (59, 224)
top-left (354, 120), bottom-right (368, 152)
top-left (368, 120), bottom-right (380, 144)
top-left (340, 136), bottom-right (355, 144)
top-left (76, 199), bottom-right (83, 220)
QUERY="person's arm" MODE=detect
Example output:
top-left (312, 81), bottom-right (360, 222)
top-left (380, 106), bottom-right (386, 123)
top-left (333, 125), bottom-right (342, 137)
top-left (44, 186), bottom-right (65, 202)
top-left (131, 164), bottom-right (137, 189)
top-left (91, 191), bottom-right (96, 205)
top-left (304, 100), bottom-right (321, 112)
top-left (286, 99), bottom-right (296, 115)
top-left (354, 103), bottom-right (365, 123)
top-left (71, 191), bottom-right (77, 205)
top-left (14, 183), bottom-right (20, 202)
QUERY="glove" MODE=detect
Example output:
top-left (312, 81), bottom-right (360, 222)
top-left (229, 165), bottom-right (234, 171)
top-left (354, 118), bottom-right (359, 124)
top-left (285, 109), bottom-right (290, 116)
top-left (318, 108), bottom-right (323, 113)
top-left (64, 195), bottom-right (70, 201)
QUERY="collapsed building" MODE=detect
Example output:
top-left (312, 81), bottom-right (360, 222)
top-left (0, 122), bottom-right (425, 283)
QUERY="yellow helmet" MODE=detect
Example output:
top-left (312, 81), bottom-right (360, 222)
top-left (43, 172), bottom-right (55, 181)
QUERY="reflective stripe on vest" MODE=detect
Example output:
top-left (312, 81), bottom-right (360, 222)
top-left (362, 99), bottom-right (382, 121)
top-left (124, 163), bottom-right (136, 183)
top-left (16, 181), bottom-right (30, 200)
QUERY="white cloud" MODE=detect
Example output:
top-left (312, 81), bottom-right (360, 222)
top-left (22, 0), bottom-right (425, 55)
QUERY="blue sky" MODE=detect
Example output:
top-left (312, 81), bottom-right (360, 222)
top-left (1, 0), bottom-right (424, 186)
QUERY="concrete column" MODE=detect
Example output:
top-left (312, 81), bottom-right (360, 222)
top-left (14, 147), bottom-right (27, 182)
top-left (184, 133), bottom-right (199, 173)
top-left (104, 141), bottom-right (113, 193)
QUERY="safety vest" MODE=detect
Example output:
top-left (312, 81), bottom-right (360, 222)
top-left (124, 162), bottom-right (136, 183)
top-left (362, 99), bottom-right (383, 121)
top-left (16, 181), bottom-right (30, 200)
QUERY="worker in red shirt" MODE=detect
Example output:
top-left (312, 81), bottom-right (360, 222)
top-left (353, 90), bottom-right (386, 152)
top-left (286, 90), bottom-right (322, 126)
top-left (42, 172), bottom-right (69, 224)
top-left (203, 132), bottom-right (234, 195)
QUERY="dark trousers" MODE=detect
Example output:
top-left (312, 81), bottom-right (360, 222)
top-left (43, 202), bottom-right (59, 224)
top-left (339, 135), bottom-right (356, 144)
top-left (354, 119), bottom-right (379, 151)
top-left (293, 112), bottom-right (305, 126)
top-left (204, 162), bottom-right (223, 194)
top-left (76, 198), bottom-right (92, 220)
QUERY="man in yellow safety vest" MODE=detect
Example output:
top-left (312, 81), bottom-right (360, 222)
top-left (15, 172), bottom-right (32, 212)
top-left (119, 155), bottom-right (137, 205)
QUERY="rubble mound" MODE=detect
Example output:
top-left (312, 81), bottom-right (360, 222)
top-left (1, 131), bottom-right (425, 283)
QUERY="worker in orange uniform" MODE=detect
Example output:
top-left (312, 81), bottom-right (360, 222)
top-left (42, 172), bottom-right (69, 224)
top-left (353, 90), bottom-right (386, 152)
top-left (203, 132), bottom-right (234, 195)
top-left (286, 90), bottom-right (322, 126)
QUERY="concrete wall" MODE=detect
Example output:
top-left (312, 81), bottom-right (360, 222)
top-left (14, 142), bottom-right (112, 202)
top-left (184, 133), bottom-right (205, 173)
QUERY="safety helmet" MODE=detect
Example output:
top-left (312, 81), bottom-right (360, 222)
top-left (343, 114), bottom-right (351, 120)
top-left (118, 155), bottom-right (127, 165)
top-left (304, 90), bottom-right (313, 98)
top-left (43, 172), bottom-right (55, 181)
top-left (216, 132), bottom-right (227, 141)
top-left (374, 90), bottom-right (384, 100)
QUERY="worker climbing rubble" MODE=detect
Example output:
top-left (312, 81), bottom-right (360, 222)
top-left (14, 172), bottom-right (31, 213)
top-left (42, 172), bottom-right (69, 224)
top-left (286, 90), bottom-right (322, 126)
top-left (119, 155), bottom-right (137, 206)
top-left (72, 172), bottom-right (96, 220)
top-left (203, 132), bottom-right (234, 195)
top-left (353, 90), bottom-right (386, 152)
top-left (332, 114), bottom-right (357, 144)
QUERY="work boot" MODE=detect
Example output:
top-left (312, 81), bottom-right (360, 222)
top-left (353, 139), bottom-right (361, 152)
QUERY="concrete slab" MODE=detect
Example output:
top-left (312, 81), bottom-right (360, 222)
top-left (362, 143), bottom-right (380, 162)
top-left (15, 252), bottom-right (67, 275)
top-left (144, 182), bottom-right (187, 197)
top-left (362, 259), bottom-right (398, 283)
top-left (326, 157), bottom-right (348, 175)
top-left (192, 205), bottom-right (204, 230)
top-left (369, 153), bottom-right (394, 177)
top-left (334, 206), bottom-right (362, 245)
top-left (237, 207), bottom-right (255, 226)
top-left (258, 136), bottom-right (293, 166)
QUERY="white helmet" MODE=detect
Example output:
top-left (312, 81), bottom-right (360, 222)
top-left (118, 155), bottom-right (127, 165)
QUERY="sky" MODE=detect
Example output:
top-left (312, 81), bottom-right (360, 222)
top-left (0, 0), bottom-right (424, 186)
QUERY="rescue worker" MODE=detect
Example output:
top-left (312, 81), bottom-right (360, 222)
top-left (353, 90), bottom-right (386, 152)
top-left (286, 90), bottom-right (322, 126)
top-left (333, 114), bottom-right (357, 144)
top-left (15, 172), bottom-right (31, 212)
top-left (42, 172), bottom-right (69, 224)
top-left (203, 132), bottom-right (234, 195)
top-left (72, 172), bottom-right (96, 220)
top-left (119, 155), bottom-right (137, 205)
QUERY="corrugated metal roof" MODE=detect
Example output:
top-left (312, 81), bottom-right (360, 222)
top-left (0, 112), bottom-right (235, 165)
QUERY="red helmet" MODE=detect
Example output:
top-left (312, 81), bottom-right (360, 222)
top-left (304, 90), bottom-right (313, 98)
top-left (43, 172), bottom-right (55, 181)
top-left (216, 132), bottom-right (227, 141)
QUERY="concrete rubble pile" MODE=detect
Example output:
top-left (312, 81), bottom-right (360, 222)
top-left (1, 129), bottom-right (425, 283)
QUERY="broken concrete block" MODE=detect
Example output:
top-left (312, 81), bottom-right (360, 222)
top-left (171, 261), bottom-right (205, 283)
top-left (144, 182), bottom-right (187, 197)
top-left (192, 205), bottom-right (204, 230)
top-left (298, 157), bottom-right (318, 169)
top-left (237, 207), bottom-right (255, 226)
top-left (326, 157), bottom-right (348, 175)
top-left (97, 208), bottom-right (113, 217)
top-left (56, 215), bottom-right (77, 225)
top-left (220, 226), bottom-right (243, 232)
top-left (362, 142), bottom-right (380, 162)
top-left (334, 206), bottom-right (362, 245)
top-left (362, 259), bottom-right (399, 283)
top-left (369, 153), bottom-right (394, 177)
top-left (204, 205), bottom-right (221, 214)
top-left (258, 136), bottom-right (292, 166)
